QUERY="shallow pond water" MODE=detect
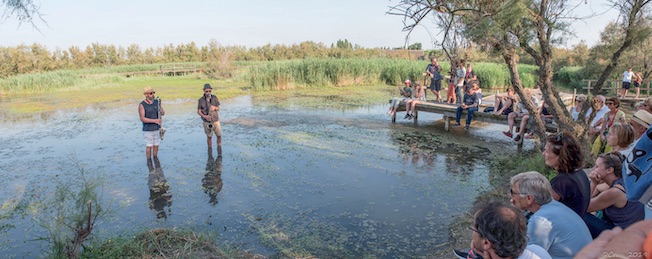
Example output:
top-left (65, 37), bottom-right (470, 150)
top-left (0, 95), bottom-right (515, 258)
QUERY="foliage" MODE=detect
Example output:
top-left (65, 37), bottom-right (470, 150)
top-left (489, 151), bottom-right (556, 188)
top-left (246, 58), bottom-right (538, 90)
top-left (555, 66), bottom-right (587, 89)
top-left (79, 229), bottom-right (260, 258)
top-left (36, 157), bottom-right (107, 258)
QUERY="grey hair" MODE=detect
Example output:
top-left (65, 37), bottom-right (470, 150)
top-left (595, 95), bottom-right (606, 103)
top-left (510, 171), bottom-right (553, 205)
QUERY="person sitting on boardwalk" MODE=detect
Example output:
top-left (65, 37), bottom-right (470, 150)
top-left (454, 85), bottom-right (479, 130)
top-left (502, 89), bottom-right (538, 139)
top-left (591, 97), bottom-right (627, 156)
top-left (570, 94), bottom-right (587, 121)
top-left (583, 152), bottom-right (644, 238)
top-left (453, 201), bottom-right (551, 259)
top-left (405, 81), bottom-right (424, 119)
top-left (492, 88), bottom-right (517, 116)
top-left (509, 171), bottom-right (592, 259)
top-left (586, 95), bottom-right (610, 136)
top-left (387, 79), bottom-right (413, 116)
top-left (542, 132), bottom-right (592, 216)
top-left (636, 97), bottom-right (652, 113)
top-left (520, 102), bottom-right (554, 140)
top-left (424, 58), bottom-right (443, 102)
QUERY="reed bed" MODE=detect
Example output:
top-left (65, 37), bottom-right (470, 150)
top-left (246, 58), bottom-right (540, 90)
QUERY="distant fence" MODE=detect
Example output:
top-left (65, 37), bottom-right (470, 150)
top-left (119, 64), bottom-right (204, 77)
top-left (582, 79), bottom-right (651, 98)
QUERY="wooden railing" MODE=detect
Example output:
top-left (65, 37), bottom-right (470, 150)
top-left (582, 79), bottom-right (651, 98)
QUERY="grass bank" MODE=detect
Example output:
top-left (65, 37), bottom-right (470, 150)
top-left (79, 229), bottom-right (262, 258)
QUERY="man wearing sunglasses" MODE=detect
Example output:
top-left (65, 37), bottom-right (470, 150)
top-left (139, 86), bottom-right (165, 158)
top-left (197, 83), bottom-right (222, 155)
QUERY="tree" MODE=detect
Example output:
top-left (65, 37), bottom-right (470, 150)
top-left (408, 42), bottom-right (422, 50)
top-left (1, 0), bottom-right (43, 26)
top-left (390, 0), bottom-right (652, 149)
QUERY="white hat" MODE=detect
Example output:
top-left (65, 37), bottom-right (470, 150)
top-left (632, 110), bottom-right (652, 129)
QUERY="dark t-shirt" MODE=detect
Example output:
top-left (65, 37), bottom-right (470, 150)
top-left (550, 169), bottom-right (591, 216)
top-left (198, 94), bottom-right (220, 122)
top-left (141, 100), bottom-right (160, 131)
top-left (462, 93), bottom-right (479, 106)
top-left (426, 64), bottom-right (442, 80)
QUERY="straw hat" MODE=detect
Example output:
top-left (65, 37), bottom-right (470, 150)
top-left (143, 86), bottom-right (155, 94)
top-left (632, 110), bottom-right (652, 129)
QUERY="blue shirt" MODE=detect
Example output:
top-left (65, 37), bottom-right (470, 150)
top-left (527, 200), bottom-right (592, 259)
top-left (625, 127), bottom-right (652, 203)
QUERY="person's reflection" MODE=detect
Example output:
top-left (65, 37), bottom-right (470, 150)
top-left (202, 148), bottom-right (223, 205)
top-left (147, 157), bottom-right (172, 219)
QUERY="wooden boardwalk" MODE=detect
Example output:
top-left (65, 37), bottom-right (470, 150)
top-left (389, 99), bottom-right (558, 133)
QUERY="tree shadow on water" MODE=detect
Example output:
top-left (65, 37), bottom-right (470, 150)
top-left (391, 131), bottom-right (490, 175)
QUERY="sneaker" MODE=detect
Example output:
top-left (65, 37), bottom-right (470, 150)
top-left (465, 125), bottom-right (470, 130)
top-left (513, 134), bottom-right (522, 142)
top-left (453, 248), bottom-right (483, 259)
top-left (502, 131), bottom-right (513, 138)
top-left (404, 114), bottom-right (410, 119)
top-left (453, 122), bottom-right (461, 126)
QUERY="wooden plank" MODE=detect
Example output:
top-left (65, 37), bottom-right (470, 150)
top-left (388, 99), bottom-right (559, 132)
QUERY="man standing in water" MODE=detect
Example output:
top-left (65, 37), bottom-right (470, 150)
top-left (197, 83), bottom-right (222, 155)
top-left (139, 86), bottom-right (165, 158)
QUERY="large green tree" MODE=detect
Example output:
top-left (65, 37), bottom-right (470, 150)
top-left (391, 0), bottom-right (651, 149)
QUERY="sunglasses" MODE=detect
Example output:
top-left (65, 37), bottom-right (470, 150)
top-left (146, 92), bottom-right (155, 95)
top-left (205, 90), bottom-right (212, 93)
top-left (606, 102), bottom-right (615, 105)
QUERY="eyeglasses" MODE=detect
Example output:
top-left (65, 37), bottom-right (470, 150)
top-left (510, 189), bottom-right (528, 196)
top-left (468, 225), bottom-right (482, 236)
top-left (575, 99), bottom-right (581, 102)
top-left (605, 102), bottom-right (615, 105)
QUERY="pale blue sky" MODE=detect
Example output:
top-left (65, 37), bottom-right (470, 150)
top-left (0, 0), bottom-right (620, 50)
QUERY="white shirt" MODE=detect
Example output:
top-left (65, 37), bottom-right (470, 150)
top-left (587, 105), bottom-right (610, 127)
top-left (623, 70), bottom-right (634, 83)
top-left (518, 244), bottom-right (552, 259)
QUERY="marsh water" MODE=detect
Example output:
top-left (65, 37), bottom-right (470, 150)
top-left (0, 94), bottom-right (521, 257)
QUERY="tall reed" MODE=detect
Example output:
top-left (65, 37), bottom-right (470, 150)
top-left (247, 58), bottom-right (539, 90)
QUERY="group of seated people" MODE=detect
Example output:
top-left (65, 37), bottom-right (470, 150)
top-left (455, 104), bottom-right (652, 258)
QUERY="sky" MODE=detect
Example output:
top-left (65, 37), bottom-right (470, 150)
top-left (0, 0), bottom-right (622, 51)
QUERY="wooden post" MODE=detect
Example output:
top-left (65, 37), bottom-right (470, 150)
top-left (414, 108), bottom-right (418, 125)
top-left (444, 115), bottom-right (450, 131)
top-left (573, 89), bottom-right (577, 107)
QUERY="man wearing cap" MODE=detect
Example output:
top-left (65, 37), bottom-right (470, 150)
top-left (197, 83), bottom-right (222, 155)
top-left (139, 86), bottom-right (165, 158)
top-left (623, 110), bottom-right (652, 218)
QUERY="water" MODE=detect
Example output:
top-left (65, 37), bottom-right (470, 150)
top-left (0, 95), bottom-right (503, 258)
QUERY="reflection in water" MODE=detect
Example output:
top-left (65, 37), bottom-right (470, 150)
top-left (147, 157), bottom-right (172, 219)
top-left (202, 148), bottom-right (223, 205)
top-left (390, 130), bottom-right (489, 174)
